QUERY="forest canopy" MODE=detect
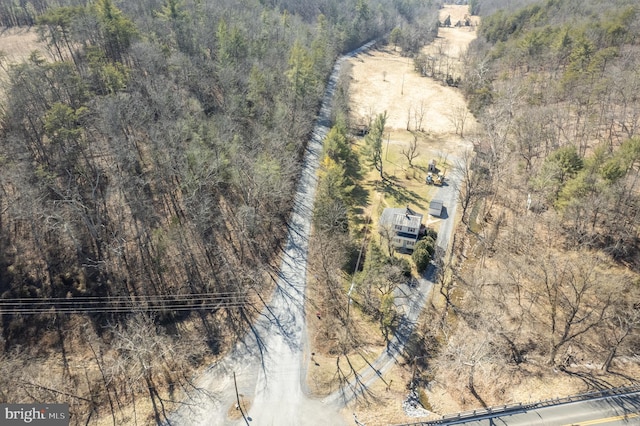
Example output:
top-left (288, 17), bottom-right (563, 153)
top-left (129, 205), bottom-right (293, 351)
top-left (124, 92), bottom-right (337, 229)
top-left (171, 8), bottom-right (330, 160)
top-left (424, 0), bottom-right (640, 411)
top-left (462, 0), bottom-right (640, 262)
top-left (0, 0), bottom-right (440, 423)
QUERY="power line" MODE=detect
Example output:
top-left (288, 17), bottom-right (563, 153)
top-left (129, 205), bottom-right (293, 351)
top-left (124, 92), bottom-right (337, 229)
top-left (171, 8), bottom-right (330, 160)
top-left (0, 291), bottom-right (247, 303)
top-left (0, 292), bottom-right (258, 315)
top-left (0, 304), bottom-right (249, 315)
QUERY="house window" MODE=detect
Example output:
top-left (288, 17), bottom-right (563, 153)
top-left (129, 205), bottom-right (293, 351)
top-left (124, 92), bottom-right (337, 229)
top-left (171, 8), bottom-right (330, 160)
top-left (395, 225), bottom-right (402, 230)
top-left (408, 227), bottom-right (416, 233)
top-left (407, 240), bottom-right (414, 247)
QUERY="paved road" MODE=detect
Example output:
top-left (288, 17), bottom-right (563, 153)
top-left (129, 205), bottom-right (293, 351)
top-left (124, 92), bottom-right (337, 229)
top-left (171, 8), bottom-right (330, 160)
top-left (432, 391), bottom-right (640, 425)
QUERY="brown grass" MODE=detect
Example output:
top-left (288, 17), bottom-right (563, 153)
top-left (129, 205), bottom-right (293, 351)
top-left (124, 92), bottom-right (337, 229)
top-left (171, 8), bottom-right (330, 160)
top-left (0, 27), bottom-right (42, 62)
top-left (424, 196), bottom-right (640, 416)
top-left (342, 361), bottom-right (433, 426)
top-left (305, 5), bottom-right (481, 424)
top-left (226, 395), bottom-right (252, 421)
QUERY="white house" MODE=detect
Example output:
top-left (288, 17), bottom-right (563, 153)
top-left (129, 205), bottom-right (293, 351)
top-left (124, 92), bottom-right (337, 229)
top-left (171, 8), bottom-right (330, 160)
top-left (379, 206), bottom-right (424, 251)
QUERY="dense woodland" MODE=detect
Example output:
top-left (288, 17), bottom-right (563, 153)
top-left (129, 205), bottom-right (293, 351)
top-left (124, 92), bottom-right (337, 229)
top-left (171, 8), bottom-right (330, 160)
top-left (5, 0), bottom-right (639, 421)
top-left (416, 0), bottom-right (640, 410)
top-left (0, 0), bottom-right (441, 423)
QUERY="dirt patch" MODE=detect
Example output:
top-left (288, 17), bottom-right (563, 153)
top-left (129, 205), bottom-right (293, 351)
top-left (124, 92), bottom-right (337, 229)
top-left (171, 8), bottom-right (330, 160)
top-left (226, 395), bottom-right (252, 421)
top-left (341, 362), bottom-right (432, 426)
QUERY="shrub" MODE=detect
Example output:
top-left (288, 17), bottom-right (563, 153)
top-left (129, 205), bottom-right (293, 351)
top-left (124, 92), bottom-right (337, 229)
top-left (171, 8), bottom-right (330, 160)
top-left (412, 237), bottom-right (436, 273)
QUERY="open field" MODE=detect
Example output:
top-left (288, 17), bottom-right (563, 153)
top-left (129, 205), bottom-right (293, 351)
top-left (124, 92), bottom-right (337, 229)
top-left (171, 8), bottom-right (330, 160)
top-left (306, 5), bottom-right (480, 425)
top-left (346, 2), bottom-right (479, 243)
top-left (0, 28), bottom-right (44, 99)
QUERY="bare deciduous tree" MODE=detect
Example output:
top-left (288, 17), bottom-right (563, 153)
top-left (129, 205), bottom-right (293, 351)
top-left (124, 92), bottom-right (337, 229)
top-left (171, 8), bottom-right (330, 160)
top-left (413, 100), bottom-right (427, 131)
top-left (600, 297), bottom-right (640, 371)
top-left (452, 149), bottom-right (486, 227)
top-left (447, 105), bottom-right (470, 138)
top-left (527, 253), bottom-right (614, 366)
top-left (401, 132), bottom-right (420, 168)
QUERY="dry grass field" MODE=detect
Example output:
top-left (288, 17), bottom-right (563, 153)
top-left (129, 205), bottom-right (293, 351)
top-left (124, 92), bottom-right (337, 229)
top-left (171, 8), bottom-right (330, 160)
top-left (307, 5), bottom-right (483, 425)
top-left (0, 27), bottom-right (41, 62)
top-left (0, 28), bottom-right (44, 100)
top-left (346, 3), bottom-right (480, 226)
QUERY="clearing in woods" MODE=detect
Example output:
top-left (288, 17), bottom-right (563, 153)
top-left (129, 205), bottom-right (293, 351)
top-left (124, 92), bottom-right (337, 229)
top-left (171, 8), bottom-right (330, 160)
top-left (346, 4), bottom-right (479, 239)
top-left (0, 28), bottom-right (44, 99)
top-left (337, 5), bottom-right (640, 425)
top-left (0, 27), bottom-right (41, 63)
top-left (313, 5), bottom-right (482, 425)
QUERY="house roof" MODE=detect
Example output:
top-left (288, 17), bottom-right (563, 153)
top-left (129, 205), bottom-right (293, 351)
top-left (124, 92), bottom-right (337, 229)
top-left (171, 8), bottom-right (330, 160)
top-left (379, 207), bottom-right (423, 229)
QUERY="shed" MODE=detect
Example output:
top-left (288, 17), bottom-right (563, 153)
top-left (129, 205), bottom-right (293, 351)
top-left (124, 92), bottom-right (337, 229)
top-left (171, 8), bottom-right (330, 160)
top-left (429, 199), bottom-right (443, 217)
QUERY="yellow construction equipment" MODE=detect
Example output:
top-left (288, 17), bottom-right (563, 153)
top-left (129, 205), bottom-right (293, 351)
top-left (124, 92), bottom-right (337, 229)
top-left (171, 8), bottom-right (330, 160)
top-left (434, 172), bottom-right (445, 186)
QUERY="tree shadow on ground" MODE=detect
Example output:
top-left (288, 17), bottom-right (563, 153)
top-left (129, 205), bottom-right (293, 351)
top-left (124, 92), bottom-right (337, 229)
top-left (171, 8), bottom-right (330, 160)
top-left (560, 368), bottom-right (640, 418)
top-left (560, 367), bottom-right (618, 391)
top-left (607, 369), bottom-right (640, 385)
top-left (377, 176), bottom-right (427, 209)
top-left (350, 184), bottom-right (370, 213)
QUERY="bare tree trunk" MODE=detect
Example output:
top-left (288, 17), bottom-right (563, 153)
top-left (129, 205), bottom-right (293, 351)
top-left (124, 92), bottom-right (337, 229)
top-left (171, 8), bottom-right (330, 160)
top-left (467, 364), bottom-right (487, 408)
top-left (87, 337), bottom-right (117, 426)
top-left (601, 346), bottom-right (617, 372)
top-left (145, 375), bottom-right (162, 426)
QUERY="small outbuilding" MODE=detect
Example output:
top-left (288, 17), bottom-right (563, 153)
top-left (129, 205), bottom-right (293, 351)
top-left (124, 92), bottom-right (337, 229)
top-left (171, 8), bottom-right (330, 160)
top-left (429, 199), bottom-right (443, 217)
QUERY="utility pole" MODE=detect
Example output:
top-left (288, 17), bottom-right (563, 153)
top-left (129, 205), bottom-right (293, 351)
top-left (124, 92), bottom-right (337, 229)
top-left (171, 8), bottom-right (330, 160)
top-left (385, 132), bottom-right (391, 160)
top-left (233, 372), bottom-right (250, 426)
top-left (346, 211), bottom-right (372, 340)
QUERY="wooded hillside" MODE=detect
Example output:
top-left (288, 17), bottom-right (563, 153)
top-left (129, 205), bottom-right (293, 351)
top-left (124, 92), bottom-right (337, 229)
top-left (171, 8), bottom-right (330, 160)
top-left (465, 0), bottom-right (640, 264)
top-left (420, 0), bottom-right (640, 413)
top-left (0, 0), bottom-right (440, 423)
